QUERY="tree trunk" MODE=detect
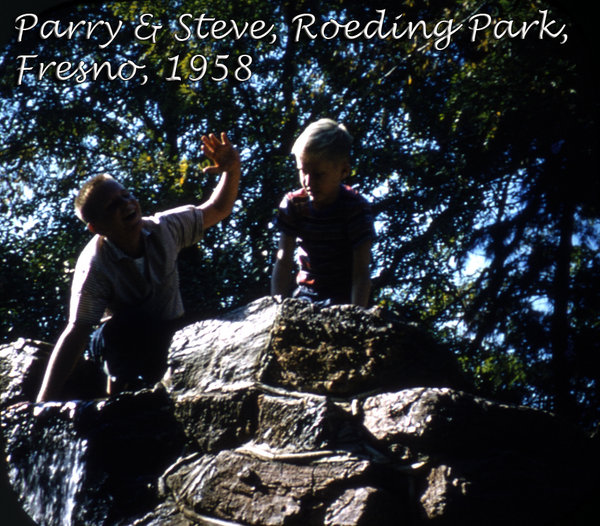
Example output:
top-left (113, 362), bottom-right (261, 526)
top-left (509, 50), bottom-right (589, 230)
top-left (550, 200), bottom-right (575, 418)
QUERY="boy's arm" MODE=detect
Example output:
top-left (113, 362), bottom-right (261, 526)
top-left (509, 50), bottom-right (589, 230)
top-left (198, 132), bottom-right (241, 229)
top-left (271, 233), bottom-right (296, 297)
top-left (36, 322), bottom-right (92, 402)
top-left (351, 240), bottom-right (372, 307)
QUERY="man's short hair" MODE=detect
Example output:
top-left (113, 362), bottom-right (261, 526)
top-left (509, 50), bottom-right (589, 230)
top-left (291, 118), bottom-right (353, 162)
top-left (74, 173), bottom-right (115, 223)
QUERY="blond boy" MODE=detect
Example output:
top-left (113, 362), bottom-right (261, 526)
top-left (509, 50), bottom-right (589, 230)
top-left (271, 119), bottom-right (374, 306)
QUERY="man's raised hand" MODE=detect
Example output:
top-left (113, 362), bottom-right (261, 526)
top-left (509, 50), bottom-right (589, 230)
top-left (201, 132), bottom-right (241, 175)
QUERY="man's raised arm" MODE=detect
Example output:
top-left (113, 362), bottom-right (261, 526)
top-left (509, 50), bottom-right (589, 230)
top-left (198, 132), bottom-right (241, 229)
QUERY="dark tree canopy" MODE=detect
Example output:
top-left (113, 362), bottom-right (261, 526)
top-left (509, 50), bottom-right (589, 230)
top-left (1, 0), bottom-right (598, 429)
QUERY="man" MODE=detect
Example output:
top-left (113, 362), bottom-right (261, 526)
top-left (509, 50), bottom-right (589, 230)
top-left (37, 132), bottom-right (240, 401)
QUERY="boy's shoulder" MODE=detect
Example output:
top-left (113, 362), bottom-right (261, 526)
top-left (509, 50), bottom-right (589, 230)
top-left (336, 185), bottom-right (373, 217)
top-left (339, 184), bottom-right (370, 204)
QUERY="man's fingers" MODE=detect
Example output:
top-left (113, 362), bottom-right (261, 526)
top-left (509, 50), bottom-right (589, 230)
top-left (201, 132), bottom-right (237, 174)
top-left (202, 132), bottom-right (232, 157)
top-left (201, 134), bottom-right (217, 152)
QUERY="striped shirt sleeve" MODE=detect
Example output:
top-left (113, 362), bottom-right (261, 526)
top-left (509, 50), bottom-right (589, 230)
top-left (68, 239), bottom-right (110, 326)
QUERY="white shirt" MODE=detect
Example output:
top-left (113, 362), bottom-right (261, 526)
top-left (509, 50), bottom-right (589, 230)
top-left (68, 205), bottom-right (203, 326)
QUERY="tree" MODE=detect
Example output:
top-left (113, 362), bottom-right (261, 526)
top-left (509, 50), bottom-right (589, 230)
top-left (1, 0), bottom-right (597, 428)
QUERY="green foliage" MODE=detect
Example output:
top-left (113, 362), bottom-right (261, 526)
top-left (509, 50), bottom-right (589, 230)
top-left (0, 0), bottom-right (597, 429)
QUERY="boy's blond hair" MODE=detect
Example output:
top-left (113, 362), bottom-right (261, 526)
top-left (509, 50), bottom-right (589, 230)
top-left (291, 118), bottom-right (353, 162)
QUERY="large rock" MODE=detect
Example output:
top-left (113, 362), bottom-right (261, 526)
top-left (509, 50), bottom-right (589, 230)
top-left (160, 449), bottom-right (404, 525)
top-left (361, 388), bottom-right (596, 524)
top-left (165, 297), bottom-right (465, 398)
top-left (1, 297), bottom-right (598, 525)
top-left (0, 339), bottom-right (52, 409)
top-left (1, 388), bottom-right (185, 526)
top-left (0, 338), bottom-right (105, 409)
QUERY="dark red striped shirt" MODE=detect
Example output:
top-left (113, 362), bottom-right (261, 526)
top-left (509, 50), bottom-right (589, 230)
top-left (276, 184), bottom-right (375, 300)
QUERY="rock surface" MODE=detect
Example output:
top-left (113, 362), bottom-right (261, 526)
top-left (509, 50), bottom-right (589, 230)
top-left (1, 297), bottom-right (598, 525)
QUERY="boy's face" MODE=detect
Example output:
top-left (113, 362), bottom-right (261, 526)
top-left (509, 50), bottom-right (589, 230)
top-left (297, 152), bottom-right (349, 209)
top-left (87, 179), bottom-right (142, 240)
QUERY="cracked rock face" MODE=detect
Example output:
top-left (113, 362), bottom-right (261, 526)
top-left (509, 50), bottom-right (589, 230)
top-left (1, 298), bottom-right (598, 525)
top-left (263, 300), bottom-right (465, 396)
top-left (161, 450), bottom-right (389, 526)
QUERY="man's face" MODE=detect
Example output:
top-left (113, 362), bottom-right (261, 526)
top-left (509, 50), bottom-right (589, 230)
top-left (88, 179), bottom-right (142, 239)
top-left (297, 152), bottom-right (349, 209)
